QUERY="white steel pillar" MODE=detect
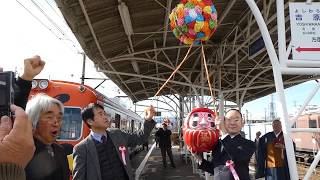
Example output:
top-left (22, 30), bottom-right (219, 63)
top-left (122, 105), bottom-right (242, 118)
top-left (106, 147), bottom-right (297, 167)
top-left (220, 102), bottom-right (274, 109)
top-left (245, 0), bottom-right (298, 179)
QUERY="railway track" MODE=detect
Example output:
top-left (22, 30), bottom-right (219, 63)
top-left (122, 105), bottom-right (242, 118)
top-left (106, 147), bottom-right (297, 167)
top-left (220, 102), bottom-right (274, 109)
top-left (297, 163), bottom-right (320, 180)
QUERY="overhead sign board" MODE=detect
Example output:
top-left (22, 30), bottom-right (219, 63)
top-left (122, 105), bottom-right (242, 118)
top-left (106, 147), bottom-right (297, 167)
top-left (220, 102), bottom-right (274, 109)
top-left (289, 2), bottom-right (320, 61)
top-left (249, 37), bottom-right (265, 59)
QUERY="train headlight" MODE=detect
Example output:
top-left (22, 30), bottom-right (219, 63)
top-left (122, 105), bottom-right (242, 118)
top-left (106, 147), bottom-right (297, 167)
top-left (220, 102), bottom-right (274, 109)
top-left (31, 80), bottom-right (38, 89)
top-left (38, 80), bottom-right (49, 89)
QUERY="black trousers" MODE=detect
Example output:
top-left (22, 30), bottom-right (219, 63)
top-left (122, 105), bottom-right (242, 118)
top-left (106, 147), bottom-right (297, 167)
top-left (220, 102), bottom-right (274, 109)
top-left (160, 147), bottom-right (175, 167)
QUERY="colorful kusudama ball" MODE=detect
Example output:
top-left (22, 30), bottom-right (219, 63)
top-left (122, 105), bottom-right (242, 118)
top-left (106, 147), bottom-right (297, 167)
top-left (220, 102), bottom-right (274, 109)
top-left (183, 107), bottom-right (220, 153)
top-left (169, 0), bottom-right (218, 45)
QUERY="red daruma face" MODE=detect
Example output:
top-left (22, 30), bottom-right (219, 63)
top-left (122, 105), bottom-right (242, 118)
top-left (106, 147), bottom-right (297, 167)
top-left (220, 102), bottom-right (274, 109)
top-left (183, 107), bottom-right (220, 153)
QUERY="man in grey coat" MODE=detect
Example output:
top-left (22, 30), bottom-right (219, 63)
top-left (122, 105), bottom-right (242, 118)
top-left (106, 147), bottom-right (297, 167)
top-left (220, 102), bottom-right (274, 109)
top-left (72, 103), bottom-right (156, 180)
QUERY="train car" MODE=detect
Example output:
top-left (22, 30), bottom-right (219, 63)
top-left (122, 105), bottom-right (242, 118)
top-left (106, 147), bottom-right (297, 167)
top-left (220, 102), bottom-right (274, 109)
top-left (291, 113), bottom-right (320, 163)
top-left (29, 79), bottom-right (144, 153)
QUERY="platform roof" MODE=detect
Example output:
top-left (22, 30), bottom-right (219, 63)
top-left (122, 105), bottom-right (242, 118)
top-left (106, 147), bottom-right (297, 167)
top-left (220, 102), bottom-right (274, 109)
top-left (55, 0), bottom-right (316, 104)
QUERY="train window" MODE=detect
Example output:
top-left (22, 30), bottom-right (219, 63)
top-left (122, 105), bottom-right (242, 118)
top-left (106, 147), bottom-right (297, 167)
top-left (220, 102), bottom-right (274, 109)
top-left (58, 107), bottom-right (82, 140)
top-left (309, 120), bottom-right (317, 128)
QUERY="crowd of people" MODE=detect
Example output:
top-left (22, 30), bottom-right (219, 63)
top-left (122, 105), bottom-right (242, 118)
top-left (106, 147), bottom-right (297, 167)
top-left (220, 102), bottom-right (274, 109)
top-left (0, 56), bottom-right (293, 180)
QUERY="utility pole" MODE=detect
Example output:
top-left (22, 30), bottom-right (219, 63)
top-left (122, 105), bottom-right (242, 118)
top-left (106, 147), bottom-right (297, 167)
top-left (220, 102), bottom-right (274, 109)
top-left (269, 94), bottom-right (276, 120)
top-left (246, 109), bottom-right (249, 124)
top-left (264, 108), bottom-right (267, 133)
top-left (80, 52), bottom-right (86, 86)
top-left (246, 109), bottom-right (251, 140)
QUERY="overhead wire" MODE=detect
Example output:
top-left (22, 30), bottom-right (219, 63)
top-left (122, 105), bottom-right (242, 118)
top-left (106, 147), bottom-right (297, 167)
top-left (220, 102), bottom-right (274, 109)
top-left (45, 0), bottom-right (69, 27)
top-left (31, 0), bottom-right (66, 37)
top-left (16, 0), bottom-right (61, 40)
top-left (17, 0), bottom-right (82, 54)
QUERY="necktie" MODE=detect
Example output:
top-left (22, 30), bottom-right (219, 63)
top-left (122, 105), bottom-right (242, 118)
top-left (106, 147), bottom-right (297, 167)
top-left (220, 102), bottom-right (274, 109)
top-left (101, 135), bottom-right (107, 143)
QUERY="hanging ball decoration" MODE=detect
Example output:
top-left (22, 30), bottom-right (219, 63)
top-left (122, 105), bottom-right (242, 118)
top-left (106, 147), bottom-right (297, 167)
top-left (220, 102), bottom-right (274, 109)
top-left (169, 0), bottom-right (218, 45)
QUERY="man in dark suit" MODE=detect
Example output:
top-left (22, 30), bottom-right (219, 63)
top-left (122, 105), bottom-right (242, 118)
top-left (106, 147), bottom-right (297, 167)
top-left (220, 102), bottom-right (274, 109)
top-left (254, 131), bottom-right (261, 163)
top-left (256, 119), bottom-right (291, 180)
top-left (155, 123), bottom-right (176, 168)
top-left (194, 109), bottom-right (256, 180)
top-left (72, 104), bottom-right (156, 180)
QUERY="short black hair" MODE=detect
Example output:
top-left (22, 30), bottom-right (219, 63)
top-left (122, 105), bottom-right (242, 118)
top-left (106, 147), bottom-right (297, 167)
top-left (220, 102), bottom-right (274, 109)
top-left (81, 103), bottom-right (104, 128)
top-left (226, 108), bottom-right (243, 118)
top-left (272, 118), bottom-right (281, 124)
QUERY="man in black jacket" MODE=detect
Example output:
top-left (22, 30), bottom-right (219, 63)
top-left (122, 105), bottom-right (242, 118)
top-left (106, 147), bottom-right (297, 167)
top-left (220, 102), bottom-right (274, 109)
top-left (194, 109), bottom-right (256, 180)
top-left (155, 123), bottom-right (176, 168)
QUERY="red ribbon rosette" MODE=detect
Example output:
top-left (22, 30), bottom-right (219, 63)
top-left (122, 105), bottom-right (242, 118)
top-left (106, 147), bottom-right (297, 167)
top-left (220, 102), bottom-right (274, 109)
top-left (119, 145), bottom-right (127, 165)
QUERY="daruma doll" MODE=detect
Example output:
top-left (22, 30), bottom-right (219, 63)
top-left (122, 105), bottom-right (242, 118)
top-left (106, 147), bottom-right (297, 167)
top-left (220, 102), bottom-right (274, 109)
top-left (183, 107), bottom-right (220, 153)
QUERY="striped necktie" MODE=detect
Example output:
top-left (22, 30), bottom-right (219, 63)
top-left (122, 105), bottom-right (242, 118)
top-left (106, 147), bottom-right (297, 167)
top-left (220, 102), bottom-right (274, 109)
top-left (101, 135), bottom-right (107, 143)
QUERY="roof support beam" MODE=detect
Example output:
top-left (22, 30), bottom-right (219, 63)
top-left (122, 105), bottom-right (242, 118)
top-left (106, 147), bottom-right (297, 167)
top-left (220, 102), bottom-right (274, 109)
top-left (218, 0), bottom-right (236, 26)
top-left (97, 69), bottom-right (212, 92)
top-left (226, 76), bottom-right (318, 95)
top-left (109, 44), bottom-right (213, 60)
top-left (162, 0), bottom-right (172, 47)
top-left (222, 1), bottom-right (290, 65)
top-left (109, 57), bottom-right (207, 92)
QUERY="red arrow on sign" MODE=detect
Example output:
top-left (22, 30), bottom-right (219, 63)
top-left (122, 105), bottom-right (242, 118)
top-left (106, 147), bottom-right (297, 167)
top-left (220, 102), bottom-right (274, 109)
top-left (296, 47), bottom-right (320, 52)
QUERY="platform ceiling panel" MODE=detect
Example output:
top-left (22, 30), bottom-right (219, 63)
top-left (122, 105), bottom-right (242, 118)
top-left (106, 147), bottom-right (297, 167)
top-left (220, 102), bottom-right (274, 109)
top-left (56, 0), bottom-right (316, 103)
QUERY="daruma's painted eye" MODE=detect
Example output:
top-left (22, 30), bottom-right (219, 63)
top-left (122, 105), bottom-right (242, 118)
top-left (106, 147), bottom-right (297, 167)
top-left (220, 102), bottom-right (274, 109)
top-left (210, 122), bottom-right (215, 127)
top-left (192, 121), bottom-right (198, 127)
top-left (190, 115), bottom-right (199, 128)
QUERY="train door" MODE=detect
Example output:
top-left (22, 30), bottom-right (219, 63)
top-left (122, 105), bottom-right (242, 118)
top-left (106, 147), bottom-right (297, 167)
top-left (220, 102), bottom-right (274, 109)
top-left (115, 113), bottom-right (121, 128)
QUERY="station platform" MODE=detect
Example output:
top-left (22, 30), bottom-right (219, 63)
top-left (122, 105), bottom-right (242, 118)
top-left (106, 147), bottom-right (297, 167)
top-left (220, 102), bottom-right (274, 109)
top-left (131, 142), bottom-right (258, 180)
top-left (131, 143), bottom-right (201, 180)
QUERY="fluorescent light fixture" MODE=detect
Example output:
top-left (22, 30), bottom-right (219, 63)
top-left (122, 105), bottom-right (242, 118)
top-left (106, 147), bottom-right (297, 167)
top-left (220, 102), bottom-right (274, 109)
top-left (118, 2), bottom-right (133, 36)
top-left (131, 60), bottom-right (140, 74)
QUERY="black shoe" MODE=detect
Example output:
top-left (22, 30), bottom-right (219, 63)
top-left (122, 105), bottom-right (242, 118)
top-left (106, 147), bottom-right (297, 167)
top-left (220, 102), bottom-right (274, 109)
top-left (171, 164), bottom-right (176, 168)
top-left (163, 164), bottom-right (167, 168)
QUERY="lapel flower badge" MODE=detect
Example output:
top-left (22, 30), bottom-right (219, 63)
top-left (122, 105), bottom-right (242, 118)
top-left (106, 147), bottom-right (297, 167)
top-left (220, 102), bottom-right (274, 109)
top-left (119, 145), bottom-right (127, 165)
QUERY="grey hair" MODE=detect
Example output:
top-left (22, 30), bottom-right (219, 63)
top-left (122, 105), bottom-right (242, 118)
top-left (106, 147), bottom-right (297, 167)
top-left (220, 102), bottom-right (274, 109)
top-left (26, 94), bottom-right (64, 130)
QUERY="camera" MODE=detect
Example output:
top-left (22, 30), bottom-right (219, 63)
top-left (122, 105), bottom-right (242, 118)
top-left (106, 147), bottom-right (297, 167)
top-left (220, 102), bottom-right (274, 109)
top-left (0, 71), bottom-right (15, 117)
